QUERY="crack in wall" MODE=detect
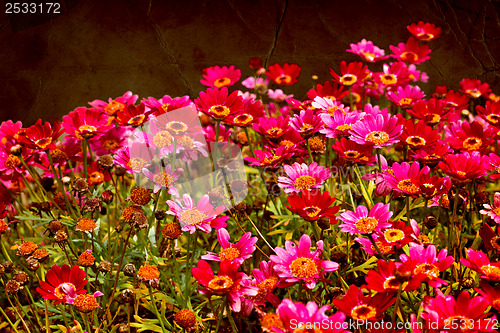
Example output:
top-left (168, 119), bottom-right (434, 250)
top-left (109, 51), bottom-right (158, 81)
top-left (264, 0), bottom-right (288, 68)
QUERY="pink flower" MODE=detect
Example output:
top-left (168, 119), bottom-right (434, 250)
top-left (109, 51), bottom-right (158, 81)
top-left (386, 85), bottom-right (425, 108)
top-left (141, 164), bottom-right (183, 195)
top-left (461, 248), bottom-right (500, 281)
top-left (201, 65), bottom-right (241, 88)
top-left (290, 109), bottom-right (323, 137)
top-left (194, 86), bottom-right (244, 121)
top-left (89, 91), bottom-right (138, 116)
top-left (270, 234), bottom-right (338, 289)
top-left (201, 228), bottom-right (257, 264)
top-left (89, 126), bottom-right (130, 155)
top-left (241, 77), bottom-right (268, 89)
top-left (390, 37), bottom-right (431, 64)
top-left (349, 113), bottom-right (403, 148)
top-left (142, 95), bottom-right (193, 115)
top-left (277, 162), bottom-right (331, 194)
top-left (346, 39), bottom-right (389, 62)
top-left (484, 153), bottom-right (500, 179)
top-left (268, 89), bottom-right (293, 102)
top-left (274, 299), bottom-right (349, 333)
top-left (252, 115), bottom-right (290, 139)
top-left (382, 161), bottom-right (430, 197)
top-left (338, 203), bottom-right (393, 235)
top-left (244, 146), bottom-right (294, 168)
top-left (166, 194), bottom-right (228, 234)
top-left (320, 109), bottom-right (363, 139)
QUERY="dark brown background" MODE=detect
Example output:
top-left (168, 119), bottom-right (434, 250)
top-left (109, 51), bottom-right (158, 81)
top-left (1, 0), bottom-right (499, 125)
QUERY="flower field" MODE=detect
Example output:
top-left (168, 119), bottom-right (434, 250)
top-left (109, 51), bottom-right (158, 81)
top-left (1, 21), bottom-right (500, 332)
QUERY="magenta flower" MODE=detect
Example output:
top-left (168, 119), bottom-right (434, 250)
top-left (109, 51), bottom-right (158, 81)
top-left (244, 146), bottom-right (294, 168)
top-left (201, 228), bottom-right (257, 264)
top-left (383, 161), bottom-right (430, 197)
top-left (270, 234), bottom-right (338, 289)
top-left (89, 91), bottom-right (138, 116)
top-left (390, 37), bottom-right (431, 64)
top-left (141, 164), bottom-right (183, 195)
top-left (386, 85), bottom-right (425, 108)
top-left (338, 203), bottom-right (393, 235)
top-left (349, 113), bottom-right (402, 148)
top-left (89, 126), bottom-right (130, 155)
top-left (480, 193), bottom-right (500, 224)
top-left (399, 244), bottom-right (454, 288)
top-left (290, 109), bottom-right (323, 137)
top-left (346, 39), bottom-right (389, 62)
top-left (438, 151), bottom-right (486, 186)
top-left (484, 153), bottom-right (500, 179)
top-left (274, 299), bottom-right (349, 333)
top-left (142, 95), bottom-right (193, 115)
top-left (461, 248), bottom-right (500, 281)
top-left (252, 115), bottom-right (290, 140)
top-left (320, 109), bottom-right (364, 139)
top-left (277, 162), bottom-right (331, 194)
top-left (200, 65), bottom-right (241, 88)
top-left (166, 194), bottom-right (229, 234)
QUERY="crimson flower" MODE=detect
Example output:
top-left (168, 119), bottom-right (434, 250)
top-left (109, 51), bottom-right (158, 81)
top-left (116, 103), bottom-right (154, 127)
top-left (476, 281), bottom-right (500, 312)
top-left (36, 264), bottom-right (88, 304)
top-left (332, 285), bottom-right (395, 321)
top-left (252, 115), bottom-right (290, 140)
top-left (407, 98), bottom-right (455, 126)
top-left (17, 119), bottom-right (63, 151)
top-left (306, 80), bottom-right (347, 101)
top-left (225, 98), bottom-right (265, 127)
top-left (446, 121), bottom-right (494, 152)
top-left (62, 107), bottom-right (111, 141)
top-left (266, 63), bottom-right (301, 85)
top-left (460, 249), bottom-right (500, 281)
top-left (383, 161), bottom-right (430, 197)
top-left (330, 61), bottom-right (370, 86)
top-left (460, 78), bottom-right (491, 99)
top-left (332, 137), bottom-right (375, 165)
top-left (244, 146), bottom-right (294, 168)
top-left (364, 259), bottom-right (423, 293)
top-left (438, 151), bottom-right (486, 186)
top-left (285, 190), bottom-right (340, 223)
top-left (195, 86), bottom-right (244, 121)
top-left (399, 118), bottom-right (440, 149)
top-left (200, 65), bottom-right (241, 88)
top-left (386, 85), bottom-right (425, 108)
top-left (407, 21), bottom-right (442, 41)
top-left (390, 37), bottom-right (431, 64)
top-left (477, 100), bottom-right (500, 126)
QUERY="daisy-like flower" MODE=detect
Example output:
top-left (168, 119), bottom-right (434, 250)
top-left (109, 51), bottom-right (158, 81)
top-left (201, 228), bottom-right (257, 264)
top-left (438, 151), bottom-right (486, 186)
top-left (86, 161), bottom-right (111, 186)
top-left (346, 39), bottom-right (389, 62)
top-left (117, 103), bottom-right (154, 127)
top-left (460, 78), bottom-right (491, 99)
top-left (476, 281), bottom-right (500, 312)
top-left (461, 248), bottom-right (500, 281)
top-left (420, 290), bottom-right (497, 332)
top-left (446, 121), bottom-right (494, 152)
top-left (266, 63), bottom-right (301, 85)
top-left (386, 85), bottom-right (425, 108)
top-left (407, 98), bottom-right (454, 126)
top-left (383, 161), bottom-right (430, 197)
top-left (166, 194), bottom-right (228, 234)
top-left (267, 128), bottom-right (305, 152)
top-left (244, 146), bottom-right (294, 168)
top-left (89, 126), bottom-right (130, 155)
top-left (241, 76), bottom-right (269, 90)
top-left (195, 86), bottom-right (244, 121)
top-left (443, 89), bottom-right (469, 114)
top-left (270, 234), bottom-right (338, 289)
top-left (36, 264), bottom-right (88, 304)
top-left (285, 190), bottom-right (340, 223)
top-left (364, 259), bottom-right (424, 293)
top-left (274, 299), bottom-right (349, 333)
top-left (252, 115), bottom-right (290, 140)
top-left (141, 164), bottom-right (183, 195)
top-left (399, 118), bottom-right (440, 149)
top-left (200, 65), bottom-right (241, 88)
top-left (191, 260), bottom-right (257, 312)
top-left (332, 137), bottom-right (375, 165)
top-left (399, 244), bottom-right (454, 287)
top-left (417, 173), bottom-right (451, 200)
top-left (356, 234), bottom-right (395, 256)
top-left (338, 203), bottom-right (393, 235)
top-left (312, 97), bottom-right (348, 115)
top-left (75, 218), bottom-right (98, 234)
top-left (320, 109), bottom-right (363, 139)
top-left (485, 153), bottom-right (500, 179)
top-left (17, 119), bottom-right (63, 151)
top-left (349, 113), bottom-right (403, 148)
top-left (332, 285), bottom-right (395, 322)
top-left (374, 62), bottom-right (412, 88)
top-left (290, 109), bottom-right (323, 137)
top-left (62, 107), bottom-right (112, 141)
top-left (330, 61), bottom-right (370, 86)
top-left (477, 100), bottom-right (500, 126)
top-left (277, 162), bottom-right (331, 194)
top-left (225, 98), bottom-right (265, 127)
top-left (377, 220), bottom-right (415, 248)
top-left (411, 140), bottom-right (452, 167)
top-left (390, 37), bottom-right (431, 64)
top-left (73, 291), bottom-right (103, 313)
top-left (407, 21), bottom-right (442, 41)
top-left (114, 142), bottom-right (155, 174)
top-left (0, 120), bottom-right (23, 144)
top-left (89, 91), bottom-right (138, 116)
top-left (307, 80), bottom-right (347, 101)
top-left (142, 95), bottom-right (193, 115)
top-left (267, 89), bottom-right (293, 102)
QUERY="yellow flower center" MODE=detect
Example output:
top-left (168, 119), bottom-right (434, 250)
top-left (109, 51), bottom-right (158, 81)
top-left (104, 100), bottom-right (124, 116)
top-left (397, 179), bottom-right (420, 195)
top-left (76, 125), bottom-right (98, 139)
top-left (276, 74), bottom-right (292, 85)
top-left (166, 121), bottom-right (188, 136)
top-left (414, 263), bottom-right (439, 278)
top-left (304, 206), bottom-right (321, 218)
top-left (381, 74), bottom-right (397, 86)
top-left (365, 131), bottom-right (389, 146)
top-left (208, 276), bottom-right (233, 291)
top-left (344, 150), bottom-right (360, 159)
top-left (371, 241), bottom-right (393, 254)
top-left (214, 77), bottom-right (231, 88)
top-left (336, 124), bottom-right (352, 132)
top-left (5, 154), bottom-right (21, 169)
top-left (486, 114), bottom-right (500, 125)
top-left (401, 51), bottom-right (418, 63)
top-left (160, 103), bottom-right (170, 113)
top-left (180, 209), bottom-right (206, 225)
top-left (208, 105), bottom-right (231, 119)
top-left (424, 113), bottom-right (441, 125)
top-left (355, 217), bottom-right (378, 233)
top-left (481, 265), bottom-right (500, 279)
top-left (233, 114), bottom-right (254, 126)
top-left (327, 106), bottom-right (344, 116)
top-left (406, 136), bottom-right (426, 147)
top-left (178, 136), bottom-right (194, 150)
top-left (383, 276), bottom-right (404, 290)
top-left (103, 139), bottom-right (119, 150)
top-left (280, 140), bottom-right (294, 149)
top-left (153, 131), bottom-right (173, 148)
top-left (35, 137), bottom-right (52, 150)
top-left (219, 247), bottom-right (241, 261)
top-left (153, 172), bottom-right (174, 187)
top-left (301, 124), bottom-right (313, 131)
top-left (266, 127), bottom-right (284, 138)
top-left (263, 155), bottom-right (281, 165)
top-left (54, 283), bottom-right (76, 299)
top-left (340, 74), bottom-right (357, 86)
top-left (384, 229), bottom-right (405, 243)
top-left (362, 52), bottom-right (376, 62)
top-left (463, 137), bottom-right (482, 151)
top-left (128, 114), bottom-right (146, 126)
top-left (128, 157), bottom-right (148, 171)
top-left (293, 175), bottom-right (317, 191)
top-left (351, 305), bottom-right (377, 320)
top-left (398, 98), bottom-right (414, 107)
top-left (308, 137), bottom-right (324, 151)
top-left (289, 257), bottom-right (318, 278)
top-left (466, 90), bottom-right (482, 98)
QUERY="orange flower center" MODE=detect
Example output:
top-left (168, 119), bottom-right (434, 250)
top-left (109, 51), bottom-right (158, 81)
top-left (5, 154), bottom-right (21, 169)
top-left (362, 52), bottom-right (376, 62)
top-left (383, 276), bottom-right (403, 290)
top-left (466, 89), bottom-right (482, 98)
top-left (214, 77), bottom-right (231, 88)
top-left (128, 157), bottom-right (148, 171)
top-left (397, 179), bottom-right (420, 195)
top-left (463, 137), bottom-right (482, 151)
top-left (293, 175), bottom-right (317, 191)
top-left (365, 131), bottom-right (389, 146)
top-left (304, 206), bottom-right (321, 218)
top-left (89, 171), bottom-right (104, 185)
top-left (340, 74), bottom-right (357, 86)
top-left (401, 51), bottom-right (418, 63)
top-left (103, 139), bottom-right (120, 150)
top-left (289, 257), bottom-right (318, 278)
top-left (233, 114), bottom-right (253, 126)
top-left (137, 265), bottom-right (160, 281)
top-left (128, 114), bottom-right (146, 126)
top-left (344, 150), bottom-right (360, 159)
top-left (166, 121), bottom-right (188, 136)
top-left (406, 136), bottom-right (426, 147)
top-left (104, 100), bottom-right (124, 115)
top-left (178, 136), bottom-right (194, 150)
top-left (266, 127), bottom-right (284, 138)
top-left (336, 124), bottom-right (352, 132)
top-left (371, 241), bottom-right (393, 254)
top-left (351, 305), bottom-right (377, 320)
top-left (398, 98), bottom-right (414, 107)
top-left (76, 218), bottom-right (97, 232)
top-left (35, 137), bottom-right (52, 150)
top-left (208, 105), bottom-right (231, 119)
top-left (180, 209), bottom-right (206, 225)
top-left (76, 125), bottom-right (98, 139)
top-left (327, 106), bottom-right (343, 116)
top-left (481, 265), bottom-right (500, 279)
top-left (424, 113), bottom-right (441, 125)
top-left (308, 137), bottom-right (324, 151)
top-left (384, 229), bottom-right (405, 243)
top-left (153, 131), bottom-right (173, 147)
top-left (276, 74), bottom-right (292, 85)
top-left (381, 74), bottom-right (397, 86)
top-left (414, 263), bottom-right (439, 278)
top-left (280, 140), bottom-right (294, 149)
top-left (218, 247), bottom-right (240, 261)
top-left (486, 114), bottom-right (500, 125)
top-left (73, 294), bottom-right (99, 313)
top-left (355, 217), bottom-right (378, 233)
top-left (153, 172), bottom-right (174, 187)
top-left (208, 276), bottom-right (234, 291)
top-left (263, 155), bottom-right (281, 165)
top-left (160, 103), bottom-right (170, 113)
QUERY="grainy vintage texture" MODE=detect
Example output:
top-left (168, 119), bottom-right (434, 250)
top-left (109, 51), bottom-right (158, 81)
top-left (1, 0), bottom-right (499, 124)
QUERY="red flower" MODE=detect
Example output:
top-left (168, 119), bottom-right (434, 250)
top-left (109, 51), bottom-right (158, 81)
top-left (332, 285), bottom-right (395, 321)
top-left (407, 98), bottom-right (455, 126)
top-left (285, 190), bottom-right (340, 223)
top-left (116, 103), bottom-right (153, 127)
top-left (252, 115), bottom-right (290, 140)
top-left (244, 146), bottom-right (294, 168)
top-left (62, 107), bottom-right (111, 141)
top-left (438, 151), bottom-right (486, 186)
top-left (364, 259), bottom-right (423, 293)
top-left (195, 87), bottom-right (244, 121)
top-left (225, 98), bottom-right (265, 127)
top-left (36, 264), bottom-right (88, 304)
top-left (201, 65), bottom-right (241, 88)
top-left (399, 118), bottom-right (440, 149)
top-left (390, 37), bottom-right (431, 64)
top-left (407, 21), bottom-right (442, 41)
top-left (330, 61), bottom-right (370, 86)
top-left (411, 140), bottom-right (451, 166)
top-left (87, 161), bottom-right (111, 186)
top-left (17, 119), bottom-right (63, 151)
top-left (306, 80), bottom-right (347, 101)
top-left (377, 220), bottom-right (414, 248)
top-left (446, 121), bottom-right (495, 152)
top-left (460, 78), bottom-right (491, 99)
top-left (417, 173), bottom-right (451, 200)
top-left (266, 63), bottom-right (301, 85)
top-left (477, 100), bottom-right (500, 126)
top-left (476, 281), bottom-right (500, 312)
top-left (332, 138), bottom-right (375, 165)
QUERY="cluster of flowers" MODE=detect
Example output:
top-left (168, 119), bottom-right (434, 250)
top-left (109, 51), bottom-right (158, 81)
top-left (1, 20), bottom-right (500, 333)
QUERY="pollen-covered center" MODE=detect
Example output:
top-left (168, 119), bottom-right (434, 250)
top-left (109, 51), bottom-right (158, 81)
top-left (362, 52), bottom-right (376, 62)
top-left (214, 77), bottom-right (231, 88)
top-left (289, 257), bottom-right (318, 278)
top-left (277, 75), bottom-right (292, 84)
top-left (137, 265), bottom-right (160, 281)
top-left (336, 124), bottom-right (352, 133)
top-left (340, 74), bottom-right (357, 86)
top-left (381, 74), bottom-right (397, 86)
top-left (383, 276), bottom-right (403, 290)
top-left (424, 113), bottom-right (441, 125)
top-left (77, 125), bottom-right (98, 139)
top-left (463, 137), bottom-right (482, 151)
top-left (304, 206), bottom-right (321, 218)
top-left (486, 114), bottom-right (500, 125)
top-left (266, 127), bottom-right (284, 138)
top-left (398, 98), bottom-right (414, 107)
top-left (350, 305), bottom-right (377, 320)
top-left (219, 247), bottom-right (240, 262)
top-left (5, 154), bottom-right (21, 169)
top-left (153, 131), bottom-right (173, 147)
top-left (365, 131), bottom-right (389, 146)
top-left (344, 150), bottom-right (360, 159)
top-left (208, 105), bottom-right (231, 119)
top-left (166, 121), bottom-right (188, 136)
top-left (103, 139), bottom-right (120, 150)
top-left (208, 276), bottom-right (233, 291)
top-left (384, 229), bottom-right (404, 242)
top-left (178, 136), bottom-right (195, 150)
top-left (397, 179), bottom-right (420, 195)
top-left (355, 217), bottom-right (378, 233)
top-left (128, 157), bottom-right (148, 171)
top-left (128, 115), bottom-right (145, 126)
top-left (104, 100), bottom-right (124, 115)
top-left (293, 175), bottom-right (317, 190)
top-left (263, 155), bottom-right (281, 165)
top-left (414, 263), bottom-right (439, 278)
top-left (153, 172), bottom-right (174, 187)
top-left (35, 138), bottom-right (52, 150)
top-left (406, 136), bottom-right (426, 147)
top-left (233, 114), bottom-right (253, 126)
top-left (481, 265), bottom-right (500, 279)
top-left (180, 209), bottom-right (206, 226)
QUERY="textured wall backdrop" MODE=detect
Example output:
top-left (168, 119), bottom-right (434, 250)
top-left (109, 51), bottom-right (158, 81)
top-left (1, 0), bottom-right (499, 125)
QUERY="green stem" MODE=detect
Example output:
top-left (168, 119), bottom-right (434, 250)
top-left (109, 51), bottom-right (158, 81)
top-left (58, 304), bottom-right (70, 330)
top-left (368, 233), bottom-right (387, 260)
top-left (305, 139), bottom-right (314, 163)
top-left (82, 139), bottom-right (88, 180)
top-left (215, 120), bottom-right (221, 144)
top-left (148, 287), bottom-right (167, 332)
top-left (243, 126), bottom-right (255, 157)
top-left (226, 297), bottom-right (238, 333)
top-left (0, 304), bottom-right (20, 333)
